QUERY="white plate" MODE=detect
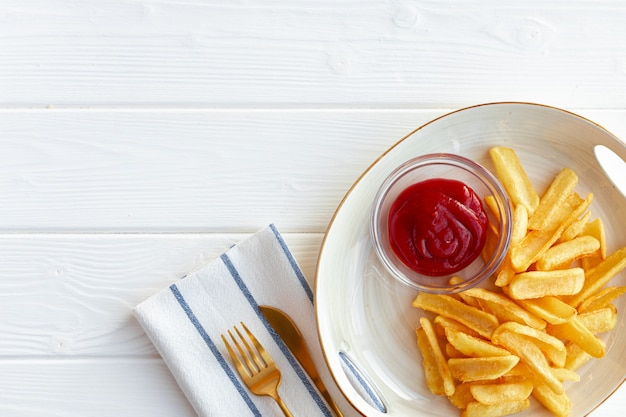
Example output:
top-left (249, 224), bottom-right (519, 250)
top-left (315, 103), bottom-right (626, 416)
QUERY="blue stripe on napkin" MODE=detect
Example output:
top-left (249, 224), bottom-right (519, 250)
top-left (269, 223), bottom-right (314, 303)
top-left (221, 252), bottom-right (333, 417)
top-left (164, 226), bottom-right (332, 416)
top-left (169, 283), bottom-right (261, 417)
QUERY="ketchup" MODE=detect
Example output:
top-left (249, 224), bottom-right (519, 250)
top-left (388, 178), bottom-right (488, 276)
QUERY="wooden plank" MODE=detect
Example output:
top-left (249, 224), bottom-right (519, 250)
top-left (0, 109), bottom-right (625, 232)
top-left (0, 357), bottom-right (622, 417)
top-left (0, 109), bottom-right (443, 232)
top-left (0, 232), bottom-right (623, 415)
top-left (0, 359), bottom-right (196, 417)
top-left (0, 232), bottom-right (323, 356)
top-left (1, 1), bottom-right (626, 107)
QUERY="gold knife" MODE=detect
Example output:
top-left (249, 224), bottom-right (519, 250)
top-left (259, 305), bottom-right (344, 417)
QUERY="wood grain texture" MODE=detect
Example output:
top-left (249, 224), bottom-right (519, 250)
top-left (1, 1), bottom-right (626, 415)
top-left (1, 1), bottom-right (626, 107)
top-left (0, 233), bottom-right (322, 356)
top-left (0, 109), bottom-right (624, 232)
top-left (0, 359), bottom-right (197, 416)
top-left (0, 232), bottom-right (321, 416)
top-left (0, 109), bottom-right (441, 232)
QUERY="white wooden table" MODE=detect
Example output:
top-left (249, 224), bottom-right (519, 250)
top-left (1, 1), bottom-right (624, 415)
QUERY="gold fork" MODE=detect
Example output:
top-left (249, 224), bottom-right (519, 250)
top-left (222, 322), bottom-right (294, 417)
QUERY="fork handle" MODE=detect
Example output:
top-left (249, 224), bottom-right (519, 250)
top-left (273, 395), bottom-right (294, 417)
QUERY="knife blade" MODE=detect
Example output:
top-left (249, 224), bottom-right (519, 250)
top-left (259, 305), bottom-right (344, 417)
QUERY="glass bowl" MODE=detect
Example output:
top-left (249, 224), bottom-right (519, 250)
top-left (370, 153), bottom-right (512, 293)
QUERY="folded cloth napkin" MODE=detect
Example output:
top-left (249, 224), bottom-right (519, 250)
top-left (133, 224), bottom-right (359, 417)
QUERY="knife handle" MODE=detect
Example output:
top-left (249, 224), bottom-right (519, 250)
top-left (320, 387), bottom-right (344, 417)
top-left (298, 352), bottom-right (343, 417)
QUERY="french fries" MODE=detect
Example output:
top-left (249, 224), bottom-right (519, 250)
top-left (577, 286), bottom-right (626, 313)
top-left (416, 327), bottom-right (446, 395)
top-left (412, 293), bottom-right (499, 339)
top-left (533, 384), bottom-right (571, 417)
top-left (527, 168), bottom-right (578, 231)
top-left (444, 326), bottom-right (511, 358)
top-left (547, 317), bottom-right (605, 358)
top-left (492, 322), bottom-right (566, 368)
top-left (577, 306), bottom-right (617, 334)
top-left (419, 317), bottom-right (455, 395)
top-left (449, 382), bottom-right (475, 409)
top-left (564, 341), bottom-right (594, 371)
top-left (511, 204), bottom-right (529, 245)
top-left (564, 246), bottom-right (626, 308)
top-left (411, 146), bottom-right (626, 417)
top-left (584, 217), bottom-right (607, 259)
top-left (491, 329), bottom-right (564, 395)
top-left (463, 398), bottom-right (530, 417)
top-left (514, 296), bottom-right (577, 325)
top-left (509, 193), bottom-right (593, 272)
top-left (535, 236), bottom-right (600, 271)
top-left (462, 287), bottom-right (546, 329)
top-left (448, 355), bottom-right (520, 382)
top-left (470, 381), bottom-right (534, 405)
top-left (559, 210), bottom-right (591, 243)
top-left (488, 146), bottom-right (539, 214)
top-left (508, 268), bottom-right (585, 299)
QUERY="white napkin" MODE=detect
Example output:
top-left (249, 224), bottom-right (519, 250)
top-left (133, 224), bottom-right (359, 417)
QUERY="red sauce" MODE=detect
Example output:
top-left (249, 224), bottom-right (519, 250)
top-left (388, 178), bottom-right (488, 276)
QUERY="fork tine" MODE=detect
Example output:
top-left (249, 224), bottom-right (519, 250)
top-left (241, 322), bottom-right (272, 366)
top-left (228, 328), bottom-right (260, 375)
top-left (223, 323), bottom-right (294, 417)
top-left (221, 333), bottom-right (251, 378)
top-left (235, 325), bottom-right (266, 370)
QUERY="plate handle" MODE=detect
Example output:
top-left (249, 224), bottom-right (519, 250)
top-left (338, 351), bottom-right (388, 414)
top-left (594, 145), bottom-right (626, 198)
